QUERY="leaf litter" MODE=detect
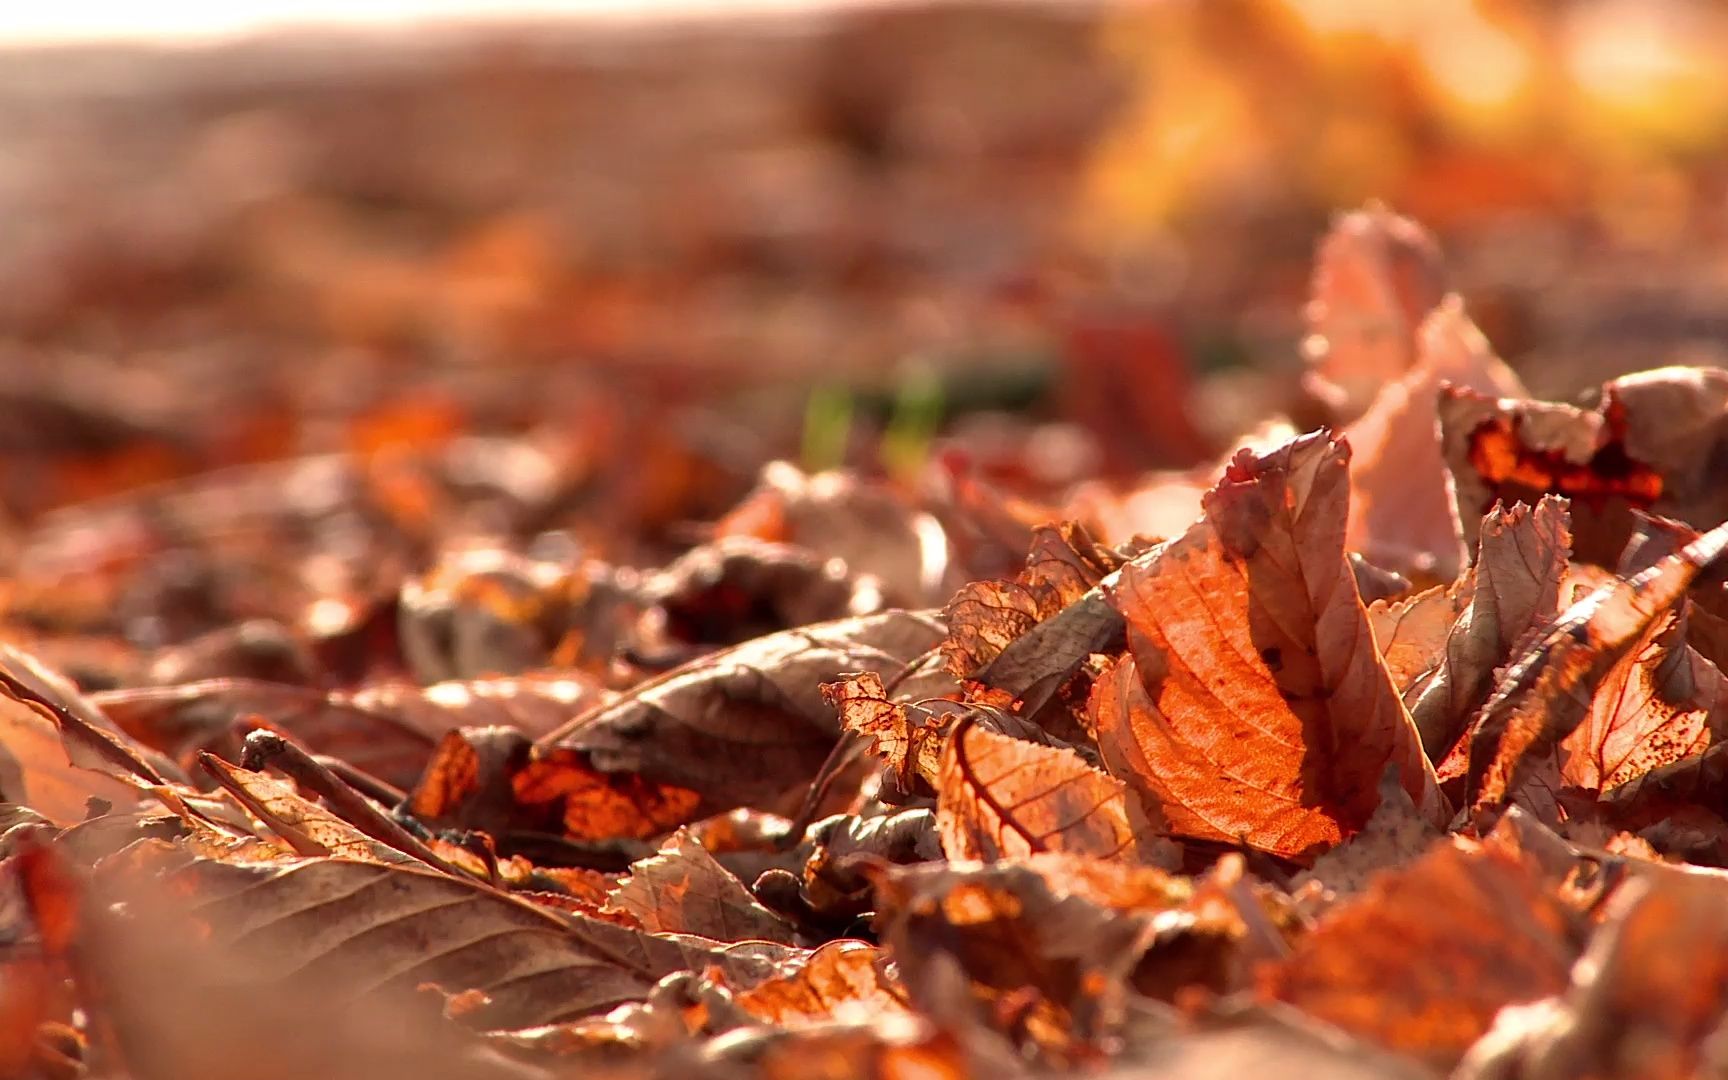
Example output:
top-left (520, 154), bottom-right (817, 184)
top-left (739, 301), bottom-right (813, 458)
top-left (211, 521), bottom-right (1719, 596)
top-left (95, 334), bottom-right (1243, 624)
top-left (11, 206), bottom-right (1728, 1080)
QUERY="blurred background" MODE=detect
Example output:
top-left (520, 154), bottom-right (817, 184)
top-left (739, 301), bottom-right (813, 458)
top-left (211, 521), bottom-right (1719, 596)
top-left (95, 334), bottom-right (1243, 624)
top-left (3, 0), bottom-right (1728, 555)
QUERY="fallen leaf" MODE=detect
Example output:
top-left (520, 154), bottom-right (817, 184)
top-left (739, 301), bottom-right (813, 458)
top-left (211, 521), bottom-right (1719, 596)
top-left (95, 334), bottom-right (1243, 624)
top-left (537, 611), bottom-right (950, 817)
top-left (1302, 204), bottom-right (1447, 421)
top-left (1262, 839), bottom-right (1578, 1066)
top-left (604, 827), bottom-right (800, 944)
top-left (873, 858), bottom-right (1157, 1061)
top-left (1405, 497), bottom-right (1570, 758)
top-left (1456, 873), bottom-right (1728, 1080)
top-left (821, 671), bottom-right (947, 796)
top-left (642, 536), bottom-right (886, 648)
top-left (1345, 296), bottom-right (1526, 581)
top-left (1464, 518), bottom-right (1728, 819)
top-left (408, 726), bottom-right (702, 845)
top-left (1092, 430), bottom-right (1445, 861)
top-left (96, 842), bottom-right (785, 1030)
top-left (936, 716), bottom-right (1178, 868)
top-left (722, 939), bottom-right (909, 1026)
top-left (1439, 366), bottom-right (1728, 568)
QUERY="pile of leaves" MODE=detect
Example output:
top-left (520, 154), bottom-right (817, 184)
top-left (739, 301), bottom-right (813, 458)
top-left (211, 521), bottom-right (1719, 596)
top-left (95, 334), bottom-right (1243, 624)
top-left (9, 206), bottom-right (1728, 1079)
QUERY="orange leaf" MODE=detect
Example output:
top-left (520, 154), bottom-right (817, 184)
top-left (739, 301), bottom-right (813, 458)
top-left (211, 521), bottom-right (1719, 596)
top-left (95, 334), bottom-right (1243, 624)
top-left (1344, 297), bottom-right (1526, 581)
top-left (1262, 839), bottom-right (1577, 1066)
top-left (1302, 204), bottom-right (1447, 422)
top-left (1092, 430), bottom-right (1445, 862)
top-left (936, 718), bottom-right (1177, 868)
top-left (1464, 518), bottom-right (1728, 820)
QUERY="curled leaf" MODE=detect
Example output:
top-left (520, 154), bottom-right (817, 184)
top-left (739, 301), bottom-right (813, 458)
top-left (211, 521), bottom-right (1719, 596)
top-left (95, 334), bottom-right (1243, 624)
top-left (604, 828), bottom-right (800, 944)
top-left (1092, 431), bottom-right (1444, 862)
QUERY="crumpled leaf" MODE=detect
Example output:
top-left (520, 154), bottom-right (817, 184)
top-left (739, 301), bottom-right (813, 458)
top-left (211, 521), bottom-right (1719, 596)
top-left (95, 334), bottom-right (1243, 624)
top-left (1464, 518), bottom-right (1728, 820)
top-left (1344, 297), bottom-right (1527, 582)
top-left (1302, 203), bottom-right (1447, 422)
top-left (941, 521), bottom-right (1124, 680)
top-left (1262, 838), bottom-right (1578, 1066)
top-left (198, 754), bottom-right (416, 866)
top-left (1404, 497), bottom-right (1570, 758)
top-left (408, 726), bottom-right (701, 845)
top-left (1439, 366), bottom-right (1728, 568)
top-left (872, 858), bottom-right (1157, 1062)
top-left (1456, 873), bottom-right (1728, 1080)
top-left (821, 671), bottom-right (948, 796)
top-left (936, 717), bottom-right (1178, 868)
top-left (604, 827), bottom-right (800, 944)
top-left (1559, 606), bottom-right (1728, 796)
top-left (721, 939), bottom-right (908, 1026)
top-left (538, 611), bottom-right (950, 817)
top-left (1092, 430), bottom-right (1445, 862)
top-left (1367, 582), bottom-right (1470, 700)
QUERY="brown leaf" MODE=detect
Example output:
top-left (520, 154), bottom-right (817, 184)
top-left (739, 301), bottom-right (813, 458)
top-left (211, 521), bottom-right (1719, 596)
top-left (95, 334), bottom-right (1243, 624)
top-left (722, 939), bottom-right (908, 1026)
top-left (1262, 839), bottom-right (1578, 1066)
top-left (1092, 430), bottom-right (1445, 862)
top-left (199, 754), bottom-right (415, 864)
top-left (1464, 518), bottom-right (1728, 819)
top-left (408, 726), bottom-right (701, 844)
top-left (96, 842), bottom-right (786, 1030)
top-left (1302, 204), bottom-right (1447, 422)
top-left (872, 858), bottom-right (1157, 1062)
top-left (714, 462), bottom-right (958, 607)
top-left (1367, 582), bottom-right (1469, 700)
top-left (1560, 610), bottom-right (1728, 795)
top-left (537, 611), bottom-right (949, 817)
top-left (1457, 873), bottom-right (1728, 1080)
top-left (941, 522), bottom-right (1123, 679)
top-left (604, 827), bottom-right (800, 944)
top-left (642, 536), bottom-right (886, 648)
top-left (1405, 497), bottom-right (1570, 758)
top-left (0, 694), bottom-right (138, 826)
top-left (821, 671), bottom-right (947, 796)
top-left (1345, 297), bottom-right (1526, 581)
top-left (936, 717), bottom-right (1178, 868)
top-left (1439, 366), bottom-right (1728, 568)
top-left (95, 674), bottom-right (603, 792)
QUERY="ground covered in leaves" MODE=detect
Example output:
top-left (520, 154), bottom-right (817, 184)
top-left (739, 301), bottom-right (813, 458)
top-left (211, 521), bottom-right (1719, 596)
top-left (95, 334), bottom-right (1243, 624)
top-left (8, 204), bottom-right (1728, 1079)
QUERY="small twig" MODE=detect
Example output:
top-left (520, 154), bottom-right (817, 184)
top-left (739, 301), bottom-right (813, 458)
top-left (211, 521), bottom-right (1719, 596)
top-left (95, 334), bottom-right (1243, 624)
top-left (310, 754), bottom-right (406, 807)
top-left (239, 730), bottom-right (466, 878)
top-left (779, 732), bottom-right (867, 851)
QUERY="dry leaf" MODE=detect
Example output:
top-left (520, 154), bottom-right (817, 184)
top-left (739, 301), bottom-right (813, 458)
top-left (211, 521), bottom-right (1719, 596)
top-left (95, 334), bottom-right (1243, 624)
top-left (821, 671), bottom-right (947, 796)
top-left (714, 462), bottom-right (957, 607)
top-left (873, 858), bottom-right (1157, 1061)
top-left (1405, 497), bottom-right (1570, 758)
top-left (1092, 430), bottom-right (1445, 861)
top-left (1560, 610), bottom-right (1728, 795)
top-left (642, 536), bottom-right (886, 647)
top-left (409, 726), bottom-right (702, 844)
top-left (723, 939), bottom-right (909, 1026)
top-left (1345, 297), bottom-right (1526, 581)
top-left (1464, 518), bottom-right (1728, 819)
top-left (605, 827), bottom-right (800, 944)
top-left (0, 694), bottom-right (138, 826)
top-left (538, 611), bottom-right (949, 816)
top-left (1302, 204), bottom-right (1447, 421)
top-left (936, 717), bottom-right (1177, 868)
top-left (96, 842), bottom-right (785, 1030)
top-left (1457, 873), bottom-right (1728, 1080)
top-left (1439, 366), bottom-right (1728, 568)
top-left (1262, 839), bottom-right (1578, 1066)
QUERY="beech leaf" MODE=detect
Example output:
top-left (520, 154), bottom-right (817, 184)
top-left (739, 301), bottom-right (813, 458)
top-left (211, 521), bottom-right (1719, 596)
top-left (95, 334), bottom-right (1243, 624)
top-left (1092, 430), bottom-right (1445, 861)
top-left (936, 717), bottom-right (1178, 868)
